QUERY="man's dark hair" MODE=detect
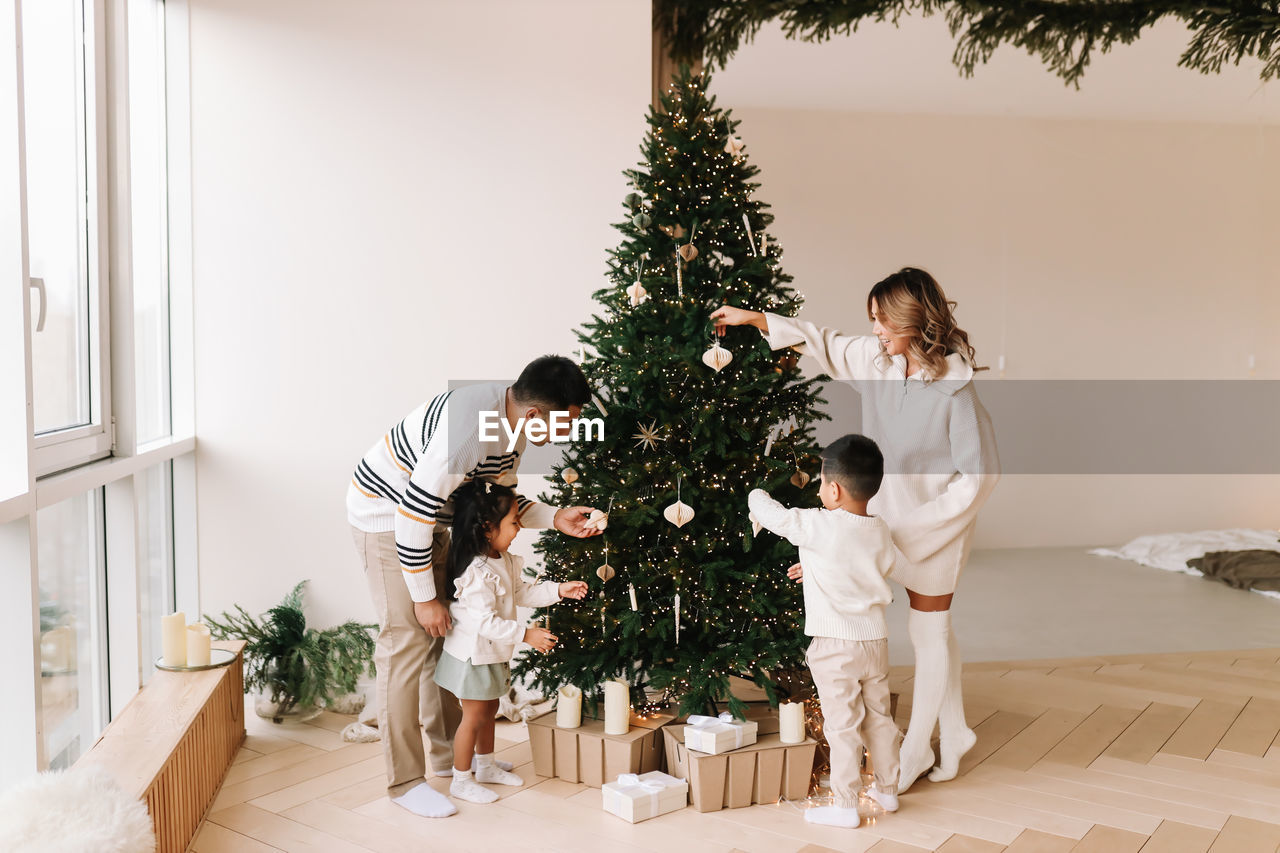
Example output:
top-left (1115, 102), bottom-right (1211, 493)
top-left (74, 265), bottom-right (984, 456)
top-left (820, 434), bottom-right (884, 501)
top-left (511, 355), bottom-right (591, 412)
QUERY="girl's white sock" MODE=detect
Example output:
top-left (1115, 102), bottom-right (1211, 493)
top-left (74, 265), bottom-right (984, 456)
top-left (929, 627), bottom-right (977, 782)
top-left (391, 782), bottom-right (457, 818)
top-left (899, 609), bottom-right (950, 792)
top-left (474, 752), bottom-right (524, 786)
top-left (449, 768), bottom-right (498, 804)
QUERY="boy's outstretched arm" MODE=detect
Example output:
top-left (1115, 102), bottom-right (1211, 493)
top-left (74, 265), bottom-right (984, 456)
top-left (748, 488), bottom-right (820, 550)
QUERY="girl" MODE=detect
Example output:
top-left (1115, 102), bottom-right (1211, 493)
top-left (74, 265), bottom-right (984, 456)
top-left (711, 267), bottom-right (1000, 793)
top-left (435, 479), bottom-right (588, 804)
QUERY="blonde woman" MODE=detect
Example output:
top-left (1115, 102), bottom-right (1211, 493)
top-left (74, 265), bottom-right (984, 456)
top-left (712, 267), bottom-right (999, 793)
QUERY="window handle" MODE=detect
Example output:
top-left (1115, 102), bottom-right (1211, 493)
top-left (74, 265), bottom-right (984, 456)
top-left (29, 276), bottom-right (46, 331)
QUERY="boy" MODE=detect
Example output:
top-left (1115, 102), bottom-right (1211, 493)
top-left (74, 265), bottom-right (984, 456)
top-left (347, 356), bottom-right (602, 819)
top-left (748, 434), bottom-right (900, 829)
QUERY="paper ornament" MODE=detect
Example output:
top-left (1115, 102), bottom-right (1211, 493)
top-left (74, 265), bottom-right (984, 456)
top-left (597, 563), bottom-right (616, 582)
top-left (677, 243), bottom-right (698, 263)
top-left (790, 469), bottom-right (810, 488)
top-left (627, 281), bottom-right (648, 306)
top-left (632, 212), bottom-right (652, 229)
top-left (659, 224), bottom-right (687, 240)
top-left (724, 135), bottom-right (745, 157)
top-left (702, 342), bottom-right (733, 373)
top-left (585, 510), bottom-right (609, 532)
top-left (562, 468), bottom-right (579, 485)
top-left (749, 512), bottom-right (762, 537)
top-left (633, 421), bottom-right (664, 451)
top-left (664, 501), bottom-right (695, 528)
top-left (624, 192), bottom-right (642, 208)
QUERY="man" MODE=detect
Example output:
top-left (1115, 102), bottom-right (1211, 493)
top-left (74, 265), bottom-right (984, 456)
top-left (347, 355), bottom-right (601, 818)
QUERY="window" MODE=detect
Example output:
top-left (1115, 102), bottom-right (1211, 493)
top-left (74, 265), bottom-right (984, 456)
top-left (37, 488), bottom-right (107, 770)
top-left (23, 0), bottom-right (112, 472)
top-left (137, 460), bottom-right (176, 684)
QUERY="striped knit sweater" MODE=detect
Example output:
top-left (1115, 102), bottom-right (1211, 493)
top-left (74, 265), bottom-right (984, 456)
top-left (346, 381), bottom-right (558, 602)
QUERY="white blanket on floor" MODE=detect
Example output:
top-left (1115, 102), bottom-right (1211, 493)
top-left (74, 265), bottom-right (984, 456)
top-left (1089, 528), bottom-right (1280, 600)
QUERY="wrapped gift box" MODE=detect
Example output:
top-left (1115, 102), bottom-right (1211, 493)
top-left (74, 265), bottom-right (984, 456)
top-left (601, 771), bottom-right (689, 823)
top-left (662, 726), bottom-right (817, 813)
top-left (528, 706), bottom-right (675, 788)
top-left (683, 713), bottom-right (758, 755)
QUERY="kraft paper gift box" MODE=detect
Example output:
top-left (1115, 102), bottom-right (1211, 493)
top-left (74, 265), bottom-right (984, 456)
top-left (662, 726), bottom-right (817, 813)
top-left (601, 771), bottom-right (689, 823)
top-left (683, 712), bottom-right (758, 755)
top-left (528, 706), bottom-right (675, 788)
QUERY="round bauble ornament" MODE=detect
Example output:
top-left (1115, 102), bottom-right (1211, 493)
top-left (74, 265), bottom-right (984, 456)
top-left (562, 468), bottom-right (579, 485)
top-left (664, 500), bottom-right (695, 528)
top-left (702, 342), bottom-right (733, 373)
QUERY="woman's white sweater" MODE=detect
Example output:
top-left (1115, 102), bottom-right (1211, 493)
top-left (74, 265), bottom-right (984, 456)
top-left (760, 313), bottom-right (1000, 595)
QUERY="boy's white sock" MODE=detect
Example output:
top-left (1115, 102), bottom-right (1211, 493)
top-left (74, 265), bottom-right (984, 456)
top-left (391, 782), bottom-right (457, 818)
top-left (867, 786), bottom-right (899, 813)
top-left (804, 805), bottom-right (861, 828)
top-left (929, 627), bottom-right (977, 782)
top-left (449, 768), bottom-right (498, 804)
top-left (433, 755), bottom-right (513, 777)
top-left (474, 752), bottom-right (524, 786)
top-left (899, 609), bottom-right (950, 792)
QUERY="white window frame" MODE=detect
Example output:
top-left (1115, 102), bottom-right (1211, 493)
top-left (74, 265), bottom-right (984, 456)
top-left (29, 0), bottom-right (114, 477)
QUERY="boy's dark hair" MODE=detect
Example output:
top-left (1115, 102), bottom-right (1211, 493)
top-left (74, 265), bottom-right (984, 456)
top-left (820, 434), bottom-right (884, 501)
top-left (511, 355), bottom-right (591, 412)
top-left (446, 479), bottom-right (518, 600)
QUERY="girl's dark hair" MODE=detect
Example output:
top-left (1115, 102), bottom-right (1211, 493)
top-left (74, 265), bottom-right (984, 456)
top-left (446, 479), bottom-right (518, 600)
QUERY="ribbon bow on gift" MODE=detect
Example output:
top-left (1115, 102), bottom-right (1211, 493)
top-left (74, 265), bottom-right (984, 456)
top-left (687, 712), bottom-right (748, 749)
top-left (615, 773), bottom-right (668, 814)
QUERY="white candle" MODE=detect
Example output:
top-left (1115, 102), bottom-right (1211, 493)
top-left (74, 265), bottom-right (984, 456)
top-left (161, 611), bottom-right (186, 667)
top-left (556, 685), bottom-right (582, 729)
top-left (780, 701), bottom-right (805, 744)
top-left (186, 622), bottom-right (211, 667)
top-left (603, 678), bottom-right (630, 735)
top-left (628, 583), bottom-right (638, 611)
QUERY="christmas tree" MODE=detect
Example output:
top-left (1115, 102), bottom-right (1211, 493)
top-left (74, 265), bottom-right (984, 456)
top-left (513, 68), bottom-right (830, 718)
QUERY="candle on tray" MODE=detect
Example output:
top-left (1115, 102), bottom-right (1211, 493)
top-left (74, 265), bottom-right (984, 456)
top-left (161, 611), bottom-right (186, 667)
top-left (556, 685), bottom-right (583, 729)
top-left (186, 622), bottom-right (211, 667)
top-left (780, 701), bottom-right (805, 744)
top-left (603, 678), bottom-right (630, 735)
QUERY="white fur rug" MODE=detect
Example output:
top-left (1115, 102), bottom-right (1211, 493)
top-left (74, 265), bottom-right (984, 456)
top-left (0, 766), bottom-right (155, 853)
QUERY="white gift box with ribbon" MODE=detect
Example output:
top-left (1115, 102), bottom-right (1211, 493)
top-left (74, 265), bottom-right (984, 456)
top-left (683, 711), bottom-right (759, 755)
top-left (601, 771), bottom-right (689, 823)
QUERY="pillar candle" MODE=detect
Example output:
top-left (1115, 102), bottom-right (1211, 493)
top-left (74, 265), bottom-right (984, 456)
top-left (603, 678), bottom-right (630, 735)
top-left (161, 611), bottom-right (186, 667)
top-left (556, 685), bottom-right (582, 729)
top-left (780, 701), bottom-right (805, 744)
top-left (186, 622), bottom-right (212, 667)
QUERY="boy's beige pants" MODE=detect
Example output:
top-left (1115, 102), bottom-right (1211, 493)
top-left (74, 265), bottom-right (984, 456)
top-left (807, 636), bottom-right (901, 807)
top-left (352, 526), bottom-right (464, 793)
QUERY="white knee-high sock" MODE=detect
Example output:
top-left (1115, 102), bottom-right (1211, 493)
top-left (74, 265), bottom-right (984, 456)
top-left (899, 609), bottom-right (950, 793)
top-left (929, 626), bottom-right (977, 782)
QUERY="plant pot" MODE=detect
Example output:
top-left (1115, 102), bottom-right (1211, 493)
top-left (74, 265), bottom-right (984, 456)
top-left (254, 692), bottom-right (322, 724)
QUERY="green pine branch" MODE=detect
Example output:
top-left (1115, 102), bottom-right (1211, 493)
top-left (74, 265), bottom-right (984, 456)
top-left (656, 0), bottom-right (1280, 87)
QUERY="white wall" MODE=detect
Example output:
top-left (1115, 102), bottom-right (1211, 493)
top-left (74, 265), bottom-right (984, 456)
top-left (730, 105), bottom-right (1280, 547)
top-left (188, 0), bottom-right (650, 626)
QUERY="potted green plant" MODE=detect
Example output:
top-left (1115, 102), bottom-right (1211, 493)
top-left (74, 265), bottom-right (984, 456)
top-left (205, 581), bottom-right (376, 724)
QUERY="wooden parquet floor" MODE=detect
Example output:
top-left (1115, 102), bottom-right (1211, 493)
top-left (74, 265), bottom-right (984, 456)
top-left (190, 648), bottom-right (1280, 852)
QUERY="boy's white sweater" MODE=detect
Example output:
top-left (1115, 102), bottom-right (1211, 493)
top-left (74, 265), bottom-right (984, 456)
top-left (748, 489), bottom-right (895, 642)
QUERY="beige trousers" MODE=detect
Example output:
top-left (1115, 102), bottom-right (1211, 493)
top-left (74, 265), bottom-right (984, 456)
top-left (807, 636), bottom-right (901, 806)
top-left (352, 526), bottom-right (463, 792)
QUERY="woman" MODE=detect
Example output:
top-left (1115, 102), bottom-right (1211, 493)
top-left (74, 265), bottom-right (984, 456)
top-left (711, 267), bottom-right (1000, 793)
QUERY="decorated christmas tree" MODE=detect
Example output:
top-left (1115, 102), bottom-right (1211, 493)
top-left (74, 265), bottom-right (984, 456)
top-left (513, 68), bottom-right (830, 718)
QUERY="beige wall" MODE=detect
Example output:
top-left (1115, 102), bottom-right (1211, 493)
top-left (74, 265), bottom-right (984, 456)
top-left (188, 0), bottom-right (650, 626)
top-left (734, 106), bottom-right (1280, 547)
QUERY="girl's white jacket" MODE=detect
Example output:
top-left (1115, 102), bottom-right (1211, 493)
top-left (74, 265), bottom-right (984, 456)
top-left (443, 552), bottom-right (561, 665)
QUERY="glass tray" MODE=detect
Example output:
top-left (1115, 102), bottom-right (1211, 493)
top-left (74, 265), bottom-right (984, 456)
top-left (155, 646), bottom-right (238, 672)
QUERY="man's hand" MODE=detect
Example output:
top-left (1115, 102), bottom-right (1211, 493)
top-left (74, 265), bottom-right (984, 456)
top-left (786, 562), bottom-right (804, 583)
top-left (414, 599), bottom-right (452, 638)
top-left (555, 506), bottom-right (603, 538)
